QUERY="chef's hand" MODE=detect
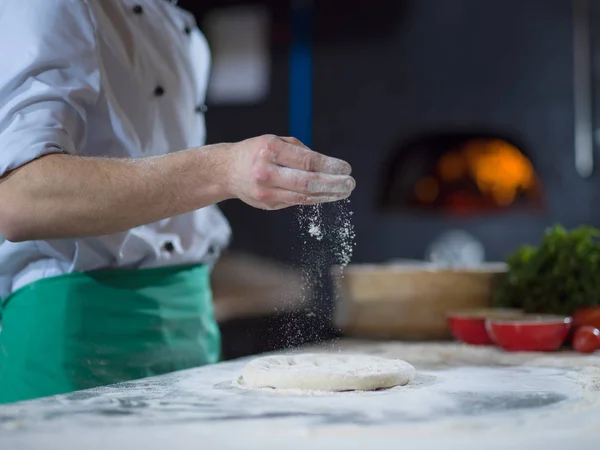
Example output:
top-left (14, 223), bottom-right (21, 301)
top-left (0, 135), bottom-right (352, 242)
top-left (224, 135), bottom-right (355, 210)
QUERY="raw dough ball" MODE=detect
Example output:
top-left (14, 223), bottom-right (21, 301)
top-left (241, 353), bottom-right (415, 391)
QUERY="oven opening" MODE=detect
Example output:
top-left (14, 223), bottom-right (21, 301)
top-left (379, 132), bottom-right (544, 216)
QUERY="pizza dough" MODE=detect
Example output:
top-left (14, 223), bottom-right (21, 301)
top-left (241, 353), bottom-right (415, 391)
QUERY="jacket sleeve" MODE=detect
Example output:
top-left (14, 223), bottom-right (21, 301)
top-left (0, 0), bottom-right (101, 177)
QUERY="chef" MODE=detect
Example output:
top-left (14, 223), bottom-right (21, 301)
top-left (0, 0), bottom-right (355, 404)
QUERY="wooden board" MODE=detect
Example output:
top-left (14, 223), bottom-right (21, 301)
top-left (332, 263), bottom-right (506, 340)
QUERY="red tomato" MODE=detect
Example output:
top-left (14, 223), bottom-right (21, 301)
top-left (572, 326), bottom-right (600, 354)
top-left (573, 307), bottom-right (600, 329)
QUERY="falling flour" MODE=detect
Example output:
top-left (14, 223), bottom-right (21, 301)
top-left (279, 199), bottom-right (356, 347)
top-left (296, 199), bottom-right (356, 269)
top-left (307, 207), bottom-right (324, 241)
top-left (308, 223), bottom-right (323, 240)
top-left (332, 200), bottom-right (356, 269)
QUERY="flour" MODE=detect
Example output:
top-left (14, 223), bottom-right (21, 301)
top-left (307, 175), bottom-right (355, 195)
top-left (3, 341), bottom-right (600, 450)
top-left (289, 200), bottom-right (356, 345)
top-left (567, 367), bottom-right (600, 391)
top-left (277, 167), bottom-right (354, 198)
top-left (331, 201), bottom-right (355, 268)
top-left (322, 157), bottom-right (352, 176)
top-left (296, 199), bottom-right (356, 269)
top-left (298, 204), bottom-right (323, 241)
top-left (308, 218), bottom-right (324, 241)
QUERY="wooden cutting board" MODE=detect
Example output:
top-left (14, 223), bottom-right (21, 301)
top-left (332, 263), bottom-right (506, 340)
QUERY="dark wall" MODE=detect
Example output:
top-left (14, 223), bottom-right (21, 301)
top-left (313, 0), bottom-right (593, 264)
top-left (178, 0), bottom-right (301, 265)
top-left (182, 0), bottom-right (600, 265)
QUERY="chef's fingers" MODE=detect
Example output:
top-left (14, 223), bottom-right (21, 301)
top-left (264, 138), bottom-right (352, 176)
top-left (278, 136), bottom-right (310, 149)
top-left (254, 164), bottom-right (355, 196)
top-left (255, 187), bottom-right (352, 210)
top-left (277, 167), bottom-right (355, 196)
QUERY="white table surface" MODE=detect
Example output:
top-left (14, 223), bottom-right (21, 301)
top-left (1, 339), bottom-right (599, 450)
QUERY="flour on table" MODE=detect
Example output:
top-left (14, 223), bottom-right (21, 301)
top-left (240, 353), bottom-right (415, 391)
top-left (567, 367), bottom-right (600, 391)
top-left (301, 339), bottom-right (600, 370)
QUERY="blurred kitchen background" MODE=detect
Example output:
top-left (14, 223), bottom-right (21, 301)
top-left (173, 0), bottom-right (600, 358)
top-left (5, 0), bottom-right (599, 357)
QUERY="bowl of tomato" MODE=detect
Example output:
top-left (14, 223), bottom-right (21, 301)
top-left (486, 315), bottom-right (572, 352)
top-left (447, 308), bottom-right (523, 346)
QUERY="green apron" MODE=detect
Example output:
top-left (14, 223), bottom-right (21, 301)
top-left (0, 264), bottom-right (220, 405)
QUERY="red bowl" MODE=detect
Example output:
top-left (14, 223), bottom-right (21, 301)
top-left (486, 315), bottom-right (572, 352)
top-left (447, 309), bottom-right (523, 346)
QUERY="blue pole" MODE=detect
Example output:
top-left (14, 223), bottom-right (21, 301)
top-left (289, 1), bottom-right (313, 147)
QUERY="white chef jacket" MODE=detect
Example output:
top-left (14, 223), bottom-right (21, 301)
top-left (0, 0), bottom-right (231, 299)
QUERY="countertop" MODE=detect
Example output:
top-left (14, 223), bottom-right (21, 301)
top-left (1, 339), bottom-right (600, 450)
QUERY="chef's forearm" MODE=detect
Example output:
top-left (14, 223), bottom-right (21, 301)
top-left (0, 145), bottom-right (231, 242)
